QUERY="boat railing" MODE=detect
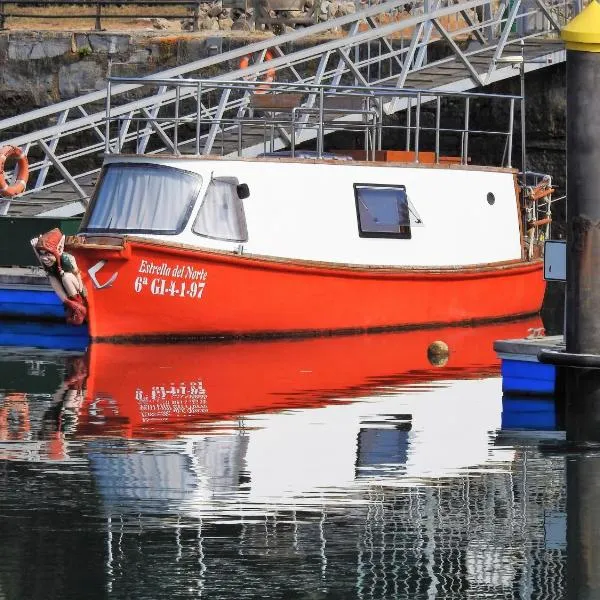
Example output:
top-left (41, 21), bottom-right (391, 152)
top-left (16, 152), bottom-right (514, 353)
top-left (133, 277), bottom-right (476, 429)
top-left (105, 77), bottom-right (522, 168)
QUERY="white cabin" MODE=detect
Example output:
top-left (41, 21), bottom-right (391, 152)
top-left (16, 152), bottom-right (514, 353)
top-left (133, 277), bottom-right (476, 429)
top-left (80, 154), bottom-right (522, 269)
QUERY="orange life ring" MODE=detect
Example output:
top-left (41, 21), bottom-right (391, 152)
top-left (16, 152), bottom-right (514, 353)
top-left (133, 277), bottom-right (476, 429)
top-left (0, 145), bottom-right (29, 198)
top-left (239, 50), bottom-right (275, 94)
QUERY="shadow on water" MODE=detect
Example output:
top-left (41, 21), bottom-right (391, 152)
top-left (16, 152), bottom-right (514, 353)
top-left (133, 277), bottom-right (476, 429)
top-left (0, 316), bottom-right (577, 600)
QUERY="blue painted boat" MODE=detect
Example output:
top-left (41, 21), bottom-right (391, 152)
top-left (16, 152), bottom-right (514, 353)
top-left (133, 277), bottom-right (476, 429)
top-left (0, 320), bottom-right (88, 351)
top-left (0, 277), bottom-right (64, 320)
top-left (501, 394), bottom-right (558, 431)
top-left (501, 358), bottom-right (557, 396)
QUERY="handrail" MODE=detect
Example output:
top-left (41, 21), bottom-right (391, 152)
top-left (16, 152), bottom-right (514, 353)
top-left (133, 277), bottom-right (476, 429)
top-left (104, 77), bottom-right (519, 167)
top-left (0, 0), bottom-right (205, 31)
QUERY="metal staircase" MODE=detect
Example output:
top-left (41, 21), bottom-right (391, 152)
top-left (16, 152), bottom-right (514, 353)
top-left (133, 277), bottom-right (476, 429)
top-left (0, 0), bottom-right (578, 217)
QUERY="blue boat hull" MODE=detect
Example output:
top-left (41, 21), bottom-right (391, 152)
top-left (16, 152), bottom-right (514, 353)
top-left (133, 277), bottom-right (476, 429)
top-left (0, 287), bottom-right (65, 320)
top-left (0, 320), bottom-right (89, 351)
top-left (501, 358), bottom-right (556, 395)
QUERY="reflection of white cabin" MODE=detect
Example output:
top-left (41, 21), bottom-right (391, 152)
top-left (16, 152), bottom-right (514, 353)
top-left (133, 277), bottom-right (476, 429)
top-left (89, 377), bottom-right (514, 516)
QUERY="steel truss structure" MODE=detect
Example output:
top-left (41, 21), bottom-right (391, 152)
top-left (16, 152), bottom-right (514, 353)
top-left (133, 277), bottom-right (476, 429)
top-left (0, 0), bottom-right (579, 215)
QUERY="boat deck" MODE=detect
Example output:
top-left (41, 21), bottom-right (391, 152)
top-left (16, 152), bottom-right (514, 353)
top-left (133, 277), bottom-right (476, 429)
top-left (494, 334), bottom-right (565, 363)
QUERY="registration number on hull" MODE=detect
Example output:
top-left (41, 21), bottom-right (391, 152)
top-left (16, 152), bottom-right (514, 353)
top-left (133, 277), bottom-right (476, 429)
top-left (134, 259), bottom-right (208, 299)
top-left (134, 276), bottom-right (206, 298)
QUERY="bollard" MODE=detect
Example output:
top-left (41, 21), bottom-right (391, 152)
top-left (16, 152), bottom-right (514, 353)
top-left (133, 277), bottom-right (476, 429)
top-left (561, 0), bottom-right (600, 443)
top-left (564, 0), bottom-right (600, 357)
top-left (567, 454), bottom-right (600, 599)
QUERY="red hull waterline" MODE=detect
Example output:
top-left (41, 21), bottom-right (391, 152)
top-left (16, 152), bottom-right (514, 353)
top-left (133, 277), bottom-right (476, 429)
top-left (70, 238), bottom-right (546, 341)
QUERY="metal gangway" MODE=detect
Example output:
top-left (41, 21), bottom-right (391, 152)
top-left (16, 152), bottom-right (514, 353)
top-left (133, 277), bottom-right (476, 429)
top-left (0, 0), bottom-right (578, 217)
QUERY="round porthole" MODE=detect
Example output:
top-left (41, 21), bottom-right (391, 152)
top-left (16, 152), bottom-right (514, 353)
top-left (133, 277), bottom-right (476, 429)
top-left (487, 192), bottom-right (495, 205)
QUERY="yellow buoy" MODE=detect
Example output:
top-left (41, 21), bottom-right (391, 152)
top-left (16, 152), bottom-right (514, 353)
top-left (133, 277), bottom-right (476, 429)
top-left (427, 340), bottom-right (449, 367)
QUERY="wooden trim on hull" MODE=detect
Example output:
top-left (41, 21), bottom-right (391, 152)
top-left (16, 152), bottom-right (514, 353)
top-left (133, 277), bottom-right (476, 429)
top-left (70, 238), bottom-right (546, 341)
top-left (114, 152), bottom-right (519, 174)
top-left (74, 234), bottom-right (539, 276)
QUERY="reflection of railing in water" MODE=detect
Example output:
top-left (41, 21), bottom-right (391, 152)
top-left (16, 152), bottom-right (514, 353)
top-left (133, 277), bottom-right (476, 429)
top-left (94, 446), bottom-right (566, 599)
top-left (107, 78), bottom-right (522, 168)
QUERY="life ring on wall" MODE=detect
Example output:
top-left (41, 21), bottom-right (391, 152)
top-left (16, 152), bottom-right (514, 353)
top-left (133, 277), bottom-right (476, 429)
top-left (239, 50), bottom-right (275, 94)
top-left (0, 145), bottom-right (29, 198)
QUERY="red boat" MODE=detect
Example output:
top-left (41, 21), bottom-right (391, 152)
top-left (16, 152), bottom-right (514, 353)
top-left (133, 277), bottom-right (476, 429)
top-left (63, 81), bottom-right (553, 341)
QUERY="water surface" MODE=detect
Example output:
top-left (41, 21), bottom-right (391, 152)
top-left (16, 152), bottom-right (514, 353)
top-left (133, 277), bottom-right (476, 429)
top-left (0, 318), bottom-right (571, 599)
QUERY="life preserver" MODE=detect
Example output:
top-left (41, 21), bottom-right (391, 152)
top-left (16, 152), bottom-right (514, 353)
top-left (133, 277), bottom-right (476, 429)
top-left (239, 50), bottom-right (275, 94)
top-left (0, 145), bottom-right (29, 198)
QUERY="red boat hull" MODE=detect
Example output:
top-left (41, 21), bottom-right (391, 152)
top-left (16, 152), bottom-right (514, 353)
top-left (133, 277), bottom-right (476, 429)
top-left (70, 238), bottom-right (545, 341)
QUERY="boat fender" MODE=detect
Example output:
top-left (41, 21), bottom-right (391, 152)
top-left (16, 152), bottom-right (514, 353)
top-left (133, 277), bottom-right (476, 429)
top-left (427, 340), bottom-right (449, 367)
top-left (0, 145), bottom-right (29, 197)
top-left (239, 50), bottom-right (275, 94)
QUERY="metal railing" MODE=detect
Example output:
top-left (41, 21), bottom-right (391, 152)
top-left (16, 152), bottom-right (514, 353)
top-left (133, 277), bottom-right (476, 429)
top-left (0, 0), bottom-right (320, 30)
top-left (0, 0), bottom-right (204, 31)
top-left (0, 0), bottom-right (580, 213)
top-left (106, 77), bottom-right (522, 168)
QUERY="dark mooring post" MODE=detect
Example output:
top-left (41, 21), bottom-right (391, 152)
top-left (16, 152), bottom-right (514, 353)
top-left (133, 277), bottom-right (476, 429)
top-left (562, 0), bottom-right (600, 443)
top-left (567, 454), bottom-right (600, 599)
top-left (562, 6), bottom-right (600, 596)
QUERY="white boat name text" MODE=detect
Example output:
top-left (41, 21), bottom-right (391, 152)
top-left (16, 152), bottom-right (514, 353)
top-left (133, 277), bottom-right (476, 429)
top-left (134, 260), bottom-right (208, 299)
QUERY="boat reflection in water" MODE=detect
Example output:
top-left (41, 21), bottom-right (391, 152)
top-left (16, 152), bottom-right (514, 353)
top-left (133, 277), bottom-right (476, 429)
top-left (0, 346), bottom-right (87, 462)
top-left (74, 317), bottom-right (542, 516)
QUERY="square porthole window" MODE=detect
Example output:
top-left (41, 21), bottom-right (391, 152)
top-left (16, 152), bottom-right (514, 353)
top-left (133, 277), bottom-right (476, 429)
top-left (354, 184), bottom-right (421, 239)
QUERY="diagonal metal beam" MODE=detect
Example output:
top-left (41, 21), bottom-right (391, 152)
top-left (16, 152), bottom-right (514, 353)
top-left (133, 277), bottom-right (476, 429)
top-left (37, 139), bottom-right (88, 202)
top-left (533, 0), bottom-right (561, 31)
top-left (137, 85), bottom-right (168, 153)
top-left (140, 106), bottom-right (176, 152)
top-left (455, 0), bottom-right (487, 45)
top-left (77, 105), bottom-right (106, 144)
top-left (368, 18), bottom-right (404, 70)
top-left (117, 111), bottom-right (135, 153)
top-left (414, 0), bottom-right (446, 69)
top-left (336, 47), bottom-right (377, 94)
top-left (35, 108), bottom-right (69, 189)
top-left (397, 21), bottom-right (427, 88)
top-left (202, 88), bottom-right (231, 155)
top-left (485, 0), bottom-right (522, 82)
top-left (431, 18), bottom-right (484, 86)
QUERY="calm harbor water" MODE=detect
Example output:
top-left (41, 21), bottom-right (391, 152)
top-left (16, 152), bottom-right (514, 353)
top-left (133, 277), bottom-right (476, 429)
top-left (0, 317), bottom-right (578, 599)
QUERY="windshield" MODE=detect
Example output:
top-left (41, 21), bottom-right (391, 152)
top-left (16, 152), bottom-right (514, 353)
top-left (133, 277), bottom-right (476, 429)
top-left (193, 180), bottom-right (248, 242)
top-left (81, 163), bottom-right (202, 234)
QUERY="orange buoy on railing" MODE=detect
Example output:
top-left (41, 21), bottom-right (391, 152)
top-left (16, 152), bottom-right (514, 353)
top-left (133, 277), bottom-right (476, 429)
top-left (239, 49), bottom-right (276, 94)
top-left (0, 145), bottom-right (29, 197)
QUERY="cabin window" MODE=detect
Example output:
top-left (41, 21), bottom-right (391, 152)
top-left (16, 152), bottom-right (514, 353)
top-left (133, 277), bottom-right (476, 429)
top-left (354, 184), bottom-right (415, 239)
top-left (81, 163), bottom-right (201, 234)
top-left (192, 180), bottom-right (248, 243)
